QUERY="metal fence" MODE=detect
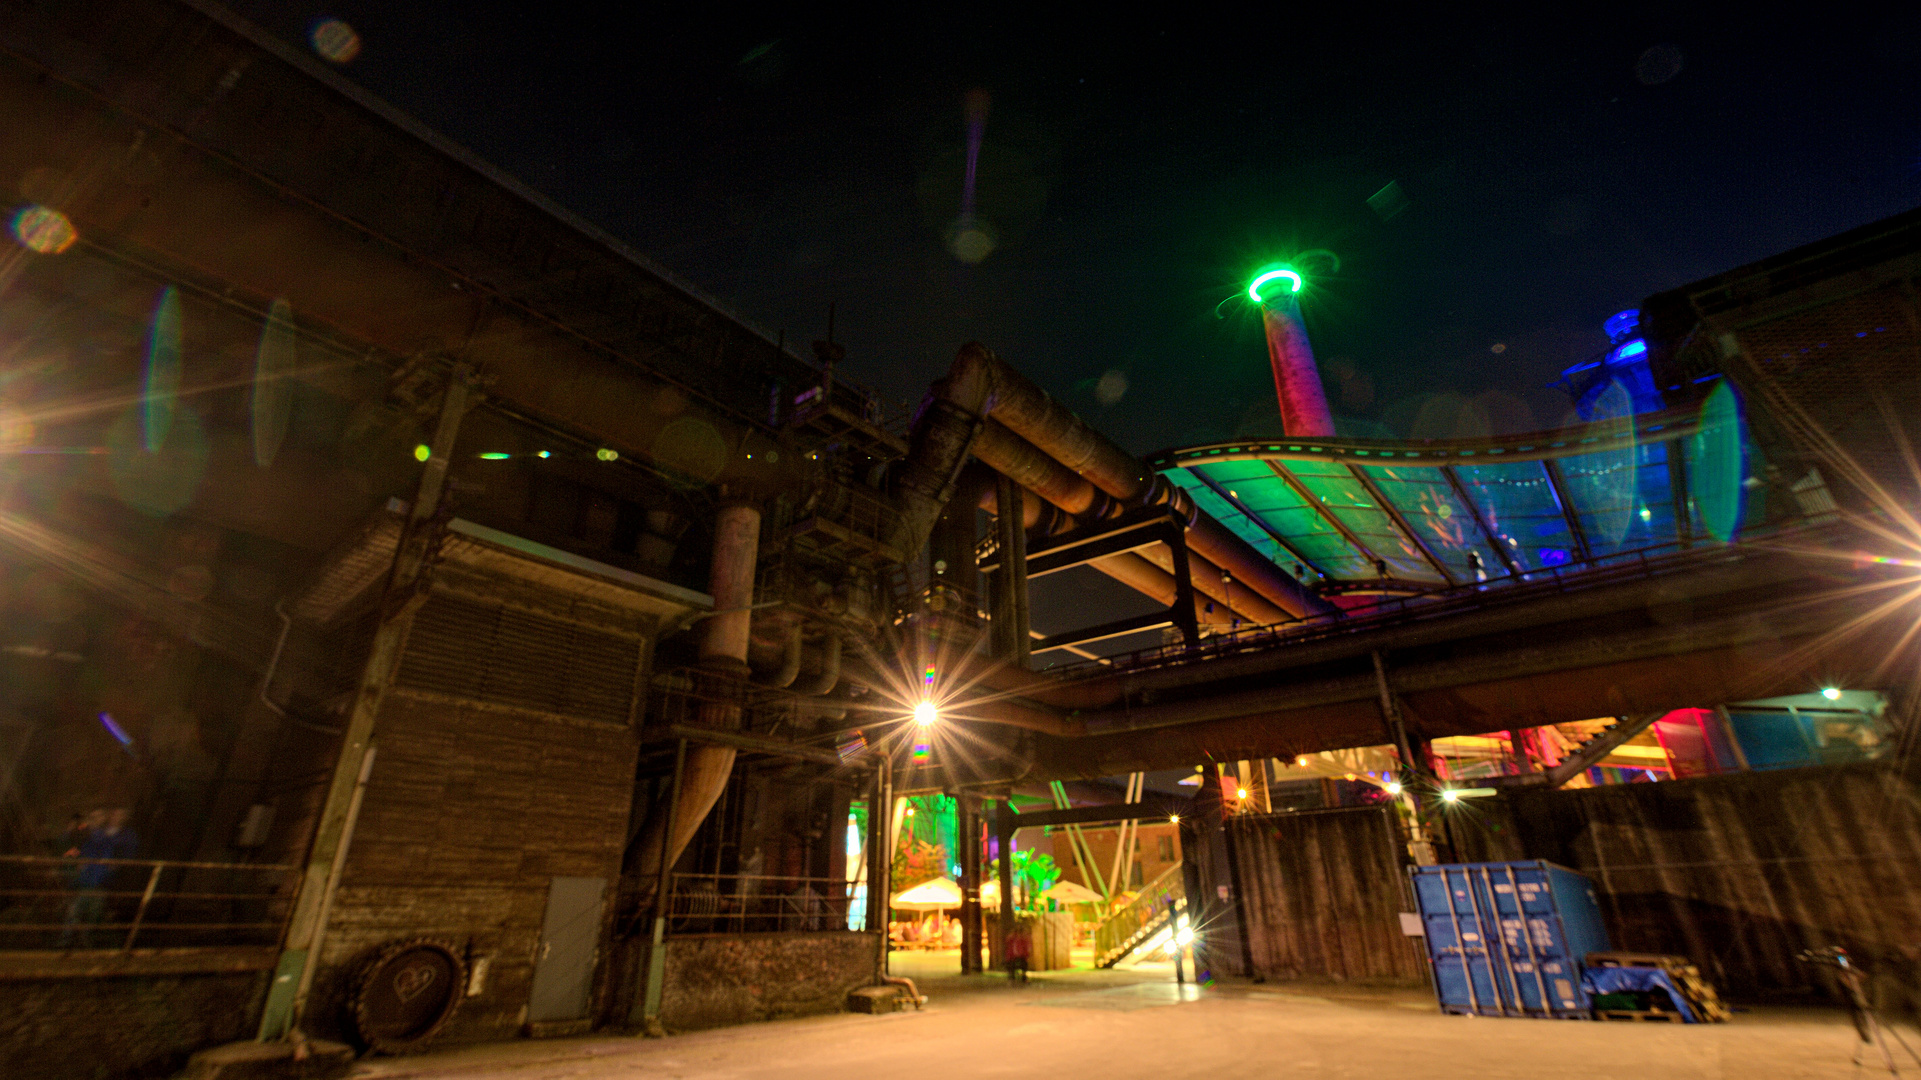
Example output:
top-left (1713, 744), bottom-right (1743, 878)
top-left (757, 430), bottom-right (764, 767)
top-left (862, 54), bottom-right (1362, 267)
top-left (665, 873), bottom-right (855, 935)
top-left (0, 854), bottom-right (298, 951)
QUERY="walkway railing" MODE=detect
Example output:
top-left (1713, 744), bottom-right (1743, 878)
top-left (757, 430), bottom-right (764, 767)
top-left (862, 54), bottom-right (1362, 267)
top-left (666, 872), bottom-right (856, 935)
top-left (1056, 524), bottom-right (1848, 676)
top-left (1094, 862), bottom-right (1184, 968)
top-left (0, 854), bottom-right (297, 951)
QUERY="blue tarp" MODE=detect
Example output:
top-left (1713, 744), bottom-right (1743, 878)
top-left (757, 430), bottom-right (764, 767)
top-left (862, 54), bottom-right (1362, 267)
top-left (1583, 966), bottom-right (1700, 1022)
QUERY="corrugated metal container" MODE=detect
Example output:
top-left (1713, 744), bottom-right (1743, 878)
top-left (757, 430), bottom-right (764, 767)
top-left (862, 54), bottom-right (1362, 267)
top-left (1412, 861), bottom-right (1610, 1018)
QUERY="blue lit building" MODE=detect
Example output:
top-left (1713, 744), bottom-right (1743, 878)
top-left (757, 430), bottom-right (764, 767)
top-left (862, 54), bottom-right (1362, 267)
top-left (1556, 309), bottom-right (1665, 420)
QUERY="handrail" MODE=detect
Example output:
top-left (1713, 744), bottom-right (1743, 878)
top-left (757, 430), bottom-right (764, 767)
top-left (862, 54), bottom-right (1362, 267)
top-left (665, 872), bottom-right (858, 935)
top-left (1046, 521), bottom-right (1848, 676)
top-left (1093, 862), bottom-right (1184, 966)
top-left (0, 854), bottom-right (298, 952)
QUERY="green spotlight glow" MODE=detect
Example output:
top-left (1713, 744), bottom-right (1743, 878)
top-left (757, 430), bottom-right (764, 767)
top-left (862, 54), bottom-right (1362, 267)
top-left (1248, 266), bottom-right (1304, 303)
top-left (413, 443), bottom-right (431, 462)
top-left (477, 452), bottom-right (512, 460)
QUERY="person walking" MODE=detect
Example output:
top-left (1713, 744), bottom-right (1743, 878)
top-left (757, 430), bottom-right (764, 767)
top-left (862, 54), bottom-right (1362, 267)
top-left (60, 808), bottom-right (137, 948)
top-left (1006, 921), bottom-right (1031, 983)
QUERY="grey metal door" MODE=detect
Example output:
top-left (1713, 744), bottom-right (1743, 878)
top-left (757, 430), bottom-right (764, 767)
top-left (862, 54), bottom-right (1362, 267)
top-left (527, 876), bottom-right (606, 1022)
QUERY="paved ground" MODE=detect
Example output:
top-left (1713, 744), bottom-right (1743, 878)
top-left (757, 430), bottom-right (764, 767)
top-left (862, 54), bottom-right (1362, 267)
top-left (352, 952), bottom-right (1907, 1080)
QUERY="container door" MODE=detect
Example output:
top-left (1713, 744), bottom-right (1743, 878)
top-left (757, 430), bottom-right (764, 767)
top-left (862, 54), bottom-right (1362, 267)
top-left (1415, 868), bottom-right (1509, 1015)
top-left (528, 876), bottom-right (606, 1023)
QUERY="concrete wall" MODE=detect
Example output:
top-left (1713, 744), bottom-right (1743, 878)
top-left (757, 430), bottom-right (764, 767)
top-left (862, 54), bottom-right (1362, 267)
top-left (0, 969), bottom-right (265, 1079)
top-left (1454, 760), bottom-right (1921, 1001)
top-left (1226, 806), bottom-right (1427, 986)
top-left (657, 932), bottom-right (878, 1032)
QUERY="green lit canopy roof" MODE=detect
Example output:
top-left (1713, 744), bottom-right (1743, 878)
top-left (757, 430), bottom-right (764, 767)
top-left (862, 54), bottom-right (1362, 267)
top-left (1150, 410), bottom-right (1757, 594)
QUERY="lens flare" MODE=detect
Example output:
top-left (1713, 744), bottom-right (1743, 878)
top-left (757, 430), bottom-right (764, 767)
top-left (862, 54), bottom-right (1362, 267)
top-left (252, 298), bottom-right (296, 468)
top-left (914, 700), bottom-right (937, 727)
top-left (143, 288), bottom-right (182, 454)
top-left (310, 19), bottom-right (362, 63)
top-left (10, 205), bottom-right (76, 254)
top-left (1693, 380), bottom-right (1746, 543)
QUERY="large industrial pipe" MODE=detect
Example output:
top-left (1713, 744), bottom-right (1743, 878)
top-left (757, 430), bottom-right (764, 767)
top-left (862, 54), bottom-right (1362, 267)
top-left (625, 501), bottom-right (760, 888)
top-left (894, 343), bottom-right (1334, 620)
top-left (975, 477), bottom-right (1261, 629)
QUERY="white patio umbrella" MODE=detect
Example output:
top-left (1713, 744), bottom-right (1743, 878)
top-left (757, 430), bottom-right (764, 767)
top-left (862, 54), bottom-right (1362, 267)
top-left (1043, 879), bottom-right (1104, 905)
top-left (891, 876), bottom-right (963, 911)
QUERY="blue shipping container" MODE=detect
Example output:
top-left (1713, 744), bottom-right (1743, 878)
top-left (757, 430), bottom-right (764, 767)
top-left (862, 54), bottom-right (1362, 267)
top-left (1410, 861), bottom-right (1611, 1019)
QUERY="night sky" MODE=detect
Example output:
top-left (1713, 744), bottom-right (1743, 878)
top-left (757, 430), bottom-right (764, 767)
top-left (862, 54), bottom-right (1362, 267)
top-left (225, 3), bottom-right (1921, 457)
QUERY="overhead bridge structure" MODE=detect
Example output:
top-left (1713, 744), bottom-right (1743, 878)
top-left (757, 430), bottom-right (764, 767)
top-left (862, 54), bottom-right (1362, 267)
top-left (923, 207), bottom-right (1921, 788)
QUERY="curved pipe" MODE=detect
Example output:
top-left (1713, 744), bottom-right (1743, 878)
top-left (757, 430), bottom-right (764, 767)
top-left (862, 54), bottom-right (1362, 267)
top-left (974, 427), bottom-right (1286, 627)
top-left (751, 622), bottom-right (803, 688)
top-left (795, 633), bottom-right (843, 696)
top-left (894, 343), bottom-right (1334, 621)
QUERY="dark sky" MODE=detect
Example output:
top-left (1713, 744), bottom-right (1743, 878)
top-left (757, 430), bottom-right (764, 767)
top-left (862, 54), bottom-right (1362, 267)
top-left (226, 3), bottom-right (1921, 456)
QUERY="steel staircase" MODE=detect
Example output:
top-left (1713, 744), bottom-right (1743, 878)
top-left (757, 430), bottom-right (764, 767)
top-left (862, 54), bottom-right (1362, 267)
top-left (1093, 862), bottom-right (1185, 969)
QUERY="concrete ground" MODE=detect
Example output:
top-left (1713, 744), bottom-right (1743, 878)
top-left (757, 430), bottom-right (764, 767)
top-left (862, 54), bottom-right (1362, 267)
top-left (351, 951), bottom-right (1905, 1080)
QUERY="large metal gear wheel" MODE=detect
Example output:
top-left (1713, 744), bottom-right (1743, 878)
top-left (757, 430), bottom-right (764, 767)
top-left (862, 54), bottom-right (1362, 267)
top-left (347, 938), bottom-right (466, 1055)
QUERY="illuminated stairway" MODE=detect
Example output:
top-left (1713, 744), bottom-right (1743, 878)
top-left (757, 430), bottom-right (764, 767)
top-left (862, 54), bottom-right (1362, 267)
top-left (1093, 863), bottom-right (1185, 969)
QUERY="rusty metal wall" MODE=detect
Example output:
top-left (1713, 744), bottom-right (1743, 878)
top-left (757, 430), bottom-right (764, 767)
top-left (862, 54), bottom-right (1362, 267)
top-left (1226, 806), bottom-right (1427, 985)
top-left (1453, 761), bottom-right (1921, 999)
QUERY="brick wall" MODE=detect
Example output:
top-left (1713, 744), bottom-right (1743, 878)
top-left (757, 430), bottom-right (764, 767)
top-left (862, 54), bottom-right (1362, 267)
top-left (0, 971), bottom-right (265, 1079)
top-left (304, 688), bottom-right (637, 1045)
top-left (658, 932), bottom-right (879, 1031)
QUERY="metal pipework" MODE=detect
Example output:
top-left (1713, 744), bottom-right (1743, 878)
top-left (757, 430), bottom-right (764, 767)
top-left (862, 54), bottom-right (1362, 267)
top-left (973, 434), bottom-right (1282, 627)
top-left (1260, 292), bottom-right (1336, 438)
top-left (751, 623), bottom-right (803, 689)
top-left (893, 343), bottom-right (1334, 620)
top-left (626, 501), bottom-right (761, 892)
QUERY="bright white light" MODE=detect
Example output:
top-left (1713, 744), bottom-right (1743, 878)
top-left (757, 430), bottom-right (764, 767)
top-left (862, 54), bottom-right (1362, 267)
top-left (1175, 926), bottom-right (1196, 946)
top-left (1169, 814), bottom-right (1180, 824)
top-left (1441, 789), bottom-right (1461, 804)
top-left (914, 700), bottom-right (938, 726)
top-left (1236, 787), bottom-right (1248, 799)
top-left (1385, 781), bottom-right (1403, 796)
top-left (1822, 687), bottom-right (1842, 701)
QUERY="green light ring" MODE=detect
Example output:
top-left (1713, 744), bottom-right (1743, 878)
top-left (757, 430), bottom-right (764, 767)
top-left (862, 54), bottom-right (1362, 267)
top-left (1248, 268), bottom-right (1303, 303)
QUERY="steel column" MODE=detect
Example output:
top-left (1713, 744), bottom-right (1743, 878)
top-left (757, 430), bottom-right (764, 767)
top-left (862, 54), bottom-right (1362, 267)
top-left (640, 738), bottom-right (687, 1035)
top-left (259, 366), bottom-right (474, 1042)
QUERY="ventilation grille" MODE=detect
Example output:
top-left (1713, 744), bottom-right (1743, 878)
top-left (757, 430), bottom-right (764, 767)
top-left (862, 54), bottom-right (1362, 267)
top-left (397, 591), bottom-right (640, 725)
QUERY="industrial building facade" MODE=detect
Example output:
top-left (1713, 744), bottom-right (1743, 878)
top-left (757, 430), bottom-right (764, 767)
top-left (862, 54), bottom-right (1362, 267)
top-left (3, 2), bottom-right (1921, 1077)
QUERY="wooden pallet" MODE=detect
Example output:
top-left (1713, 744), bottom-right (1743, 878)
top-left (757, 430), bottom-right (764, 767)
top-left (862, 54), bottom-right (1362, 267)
top-left (1588, 952), bottom-right (1732, 1023)
top-left (1599, 1009), bottom-right (1684, 1022)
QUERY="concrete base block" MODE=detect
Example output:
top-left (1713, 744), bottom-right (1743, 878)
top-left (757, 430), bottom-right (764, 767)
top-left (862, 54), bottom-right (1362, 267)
top-left (846, 985), bottom-right (905, 1014)
top-left (182, 1039), bottom-right (354, 1080)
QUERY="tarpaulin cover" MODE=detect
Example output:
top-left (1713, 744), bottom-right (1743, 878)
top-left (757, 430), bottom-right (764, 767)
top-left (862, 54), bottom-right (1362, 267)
top-left (1583, 966), bottom-right (1699, 1022)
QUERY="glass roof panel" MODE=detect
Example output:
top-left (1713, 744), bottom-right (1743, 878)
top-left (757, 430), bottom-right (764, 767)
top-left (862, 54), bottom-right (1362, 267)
top-left (1361, 465), bottom-right (1508, 581)
top-left (1451, 460), bottom-right (1569, 571)
top-left (1559, 443), bottom-right (1640, 558)
top-left (1185, 463), bottom-right (1377, 578)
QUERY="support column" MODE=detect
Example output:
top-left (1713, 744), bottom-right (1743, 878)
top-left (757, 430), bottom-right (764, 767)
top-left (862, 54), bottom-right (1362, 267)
top-left (994, 800), bottom-right (1015, 975)
top-left (958, 794), bottom-right (983, 975)
top-left (867, 756), bottom-right (893, 975)
top-left (991, 476), bottom-right (1030, 665)
top-left (639, 739), bottom-right (687, 1035)
top-left (1372, 650), bottom-right (1436, 866)
top-left (259, 365), bottom-right (476, 1041)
